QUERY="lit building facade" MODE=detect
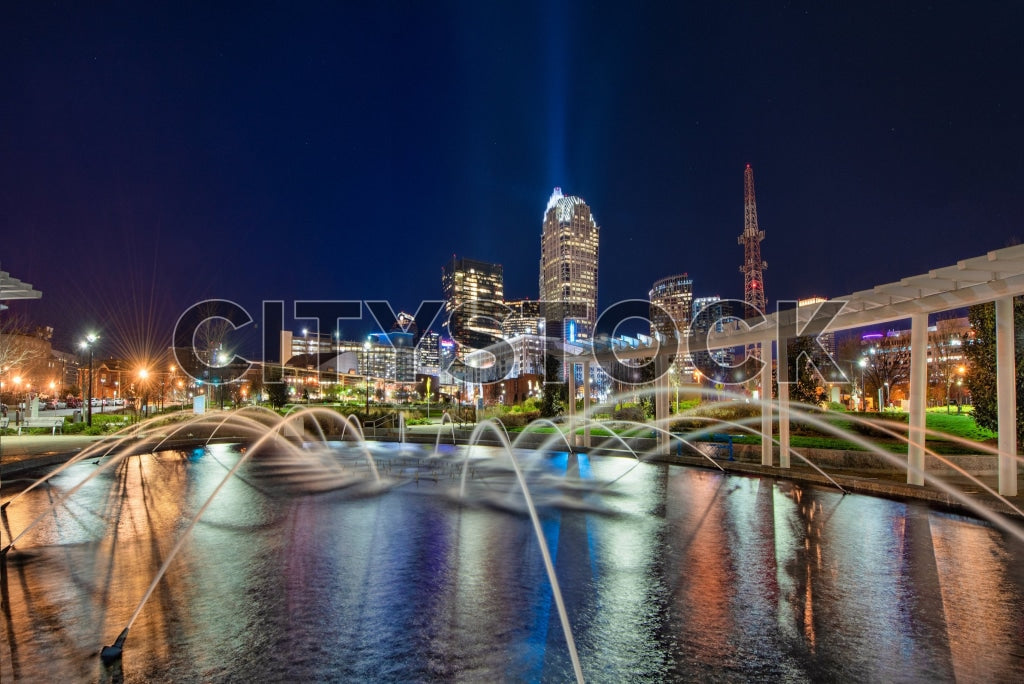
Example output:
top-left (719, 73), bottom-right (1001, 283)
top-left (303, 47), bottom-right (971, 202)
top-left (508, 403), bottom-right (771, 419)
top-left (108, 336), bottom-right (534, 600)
top-left (442, 256), bottom-right (505, 354)
top-left (691, 296), bottom-right (734, 383)
top-left (502, 299), bottom-right (543, 338)
top-left (797, 296), bottom-right (835, 360)
top-left (650, 273), bottom-right (694, 376)
top-left (539, 187), bottom-right (599, 342)
top-left (280, 329), bottom-right (335, 364)
top-left (415, 331), bottom-right (441, 376)
top-left (361, 331), bottom-right (417, 383)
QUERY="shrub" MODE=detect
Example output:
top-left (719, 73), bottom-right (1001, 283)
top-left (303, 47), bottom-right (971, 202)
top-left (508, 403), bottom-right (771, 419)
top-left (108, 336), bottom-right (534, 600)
top-left (612, 405), bottom-right (645, 422)
top-left (496, 411), bottom-right (541, 428)
top-left (849, 411), bottom-right (908, 438)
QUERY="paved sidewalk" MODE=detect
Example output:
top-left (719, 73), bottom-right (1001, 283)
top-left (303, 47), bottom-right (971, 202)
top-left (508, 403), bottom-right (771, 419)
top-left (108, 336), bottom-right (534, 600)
top-left (0, 434), bottom-right (109, 475)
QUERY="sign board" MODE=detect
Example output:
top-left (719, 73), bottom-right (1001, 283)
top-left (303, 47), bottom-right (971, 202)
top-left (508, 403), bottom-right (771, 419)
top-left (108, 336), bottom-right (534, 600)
top-left (193, 395), bottom-right (206, 415)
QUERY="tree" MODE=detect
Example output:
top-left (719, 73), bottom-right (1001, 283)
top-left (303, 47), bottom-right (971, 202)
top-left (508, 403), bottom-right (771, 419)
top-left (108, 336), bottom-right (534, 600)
top-left (263, 365), bottom-right (289, 408)
top-left (266, 381), bottom-right (289, 409)
top-left (247, 368), bottom-right (265, 404)
top-left (540, 353), bottom-right (565, 418)
top-left (0, 315), bottom-right (44, 376)
top-left (862, 331), bottom-right (912, 408)
top-left (929, 316), bottom-right (969, 412)
top-left (774, 333), bottom-right (826, 407)
top-left (964, 299), bottom-right (1024, 443)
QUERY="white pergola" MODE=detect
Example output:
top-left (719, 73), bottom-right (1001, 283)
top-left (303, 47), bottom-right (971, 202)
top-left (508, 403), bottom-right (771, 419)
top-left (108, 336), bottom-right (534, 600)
top-left (565, 244), bottom-right (1024, 496)
top-left (0, 267), bottom-right (42, 309)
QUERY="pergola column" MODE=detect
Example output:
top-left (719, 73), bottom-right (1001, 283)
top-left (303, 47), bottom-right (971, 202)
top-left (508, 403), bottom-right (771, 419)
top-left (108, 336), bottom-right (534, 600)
top-left (761, 337), bottom-right (773, 466)
top-left (582, 360), bottom-right (591, 448)
top-left (996, 297), bottom-right (1018, 496)
top-left (778, 379), bottom-right (791, 468)
top-left (655, 354), bottom-right (670, 456)
top-left (907, 312), bottom-right (928, 486)
top-left (567, 362), bottom-right (576, 447)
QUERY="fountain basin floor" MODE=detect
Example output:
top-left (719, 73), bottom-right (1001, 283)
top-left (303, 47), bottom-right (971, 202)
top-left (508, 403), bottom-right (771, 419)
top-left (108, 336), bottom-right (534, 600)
top-left (2, 442), bottom-right (1023, 682)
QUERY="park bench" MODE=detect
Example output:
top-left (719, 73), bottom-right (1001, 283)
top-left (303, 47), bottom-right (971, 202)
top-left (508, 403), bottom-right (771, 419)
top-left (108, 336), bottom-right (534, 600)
top-left (17, 417), bottom-right (65, 435)
top-left (688, 433), bottom-right (735, 461)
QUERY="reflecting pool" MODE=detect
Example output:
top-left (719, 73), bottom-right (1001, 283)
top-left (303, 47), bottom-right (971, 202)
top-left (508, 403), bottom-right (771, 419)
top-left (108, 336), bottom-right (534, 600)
top-left (2, 443), bottom-right (1022, 682)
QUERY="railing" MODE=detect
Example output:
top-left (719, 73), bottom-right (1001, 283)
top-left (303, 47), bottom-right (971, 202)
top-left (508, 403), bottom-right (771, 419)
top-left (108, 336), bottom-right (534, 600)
top-left (362, 412), bottom-right (398, 439)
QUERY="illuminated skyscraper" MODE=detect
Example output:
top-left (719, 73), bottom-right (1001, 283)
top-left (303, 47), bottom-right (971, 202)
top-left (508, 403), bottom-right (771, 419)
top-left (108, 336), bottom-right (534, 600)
top-left (691, 295), bottom-right (734, 383)
top-left (539, 187), bottom-right (600, 341)
top-left (649, 274), bottom-right (693, 340)
top-left (441, 255), bottom-right (504, 353)
top-left (649, 273), bottom-right (694, 375)
top-left (502, 299), bottom-right (543, 338)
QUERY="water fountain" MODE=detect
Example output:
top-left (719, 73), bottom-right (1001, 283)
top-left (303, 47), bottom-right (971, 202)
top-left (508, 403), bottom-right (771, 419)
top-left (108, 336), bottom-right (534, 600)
top-left (1, 390), bottom-right (1023, 681)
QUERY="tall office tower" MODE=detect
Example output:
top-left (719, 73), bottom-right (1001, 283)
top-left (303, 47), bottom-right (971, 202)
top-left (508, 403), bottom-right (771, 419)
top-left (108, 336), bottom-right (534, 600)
top-left (441, 255), bottom-right (505, 354)
top-left (649, 273), bottom-right (694, 375)
top-left (502, 299), bottom-right (543, 338)
top-left (415, 331), bottom-right (441, 376)
top-left (539, 187), bottom-right (600, 342)
top-left (691, 295), bottom-right (734, 383)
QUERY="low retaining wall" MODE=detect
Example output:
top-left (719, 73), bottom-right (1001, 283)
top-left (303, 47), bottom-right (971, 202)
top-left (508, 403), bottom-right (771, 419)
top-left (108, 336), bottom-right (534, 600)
top-left (402, 430), bottom-right (999, 476)
top-left (727, 443), bottom-right (999, 476)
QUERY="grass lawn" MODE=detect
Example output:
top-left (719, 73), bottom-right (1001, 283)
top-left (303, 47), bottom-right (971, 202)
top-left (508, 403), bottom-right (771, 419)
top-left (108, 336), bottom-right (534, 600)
top-left (727, 407), bottom-right (997, 454)
top-left (503, 405), bottom-right (998, 455)
top-left (923, 407), bottom-right (998, 441)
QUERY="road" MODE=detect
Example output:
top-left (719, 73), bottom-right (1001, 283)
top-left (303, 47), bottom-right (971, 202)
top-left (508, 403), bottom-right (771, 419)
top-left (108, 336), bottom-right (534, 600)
top-left (3, 405), bottom-right (127, 419)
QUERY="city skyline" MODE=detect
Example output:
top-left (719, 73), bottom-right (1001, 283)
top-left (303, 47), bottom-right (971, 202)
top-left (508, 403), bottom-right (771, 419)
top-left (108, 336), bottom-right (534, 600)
top-left (3, 3), bottom-right (1023, 351)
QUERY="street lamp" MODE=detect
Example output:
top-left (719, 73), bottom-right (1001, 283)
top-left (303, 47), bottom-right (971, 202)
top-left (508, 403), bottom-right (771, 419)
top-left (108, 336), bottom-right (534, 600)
top-left (857, 357), bottom-right (868, 411)
top-left (13, 376), bottom-right (22, 425)
top-left (215, 351), bottom-right (229, 409)
top-left (363, 341), bottom-right (371, 415)
top-left (80, 333), bottom-right (98, 426)
top-left (138, 368), bottom-right (150, 418)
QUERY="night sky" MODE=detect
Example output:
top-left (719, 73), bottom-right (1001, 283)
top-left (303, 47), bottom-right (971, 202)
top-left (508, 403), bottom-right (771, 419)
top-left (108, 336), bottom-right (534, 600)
top-left (3, 2), bottom-right (1022, 354)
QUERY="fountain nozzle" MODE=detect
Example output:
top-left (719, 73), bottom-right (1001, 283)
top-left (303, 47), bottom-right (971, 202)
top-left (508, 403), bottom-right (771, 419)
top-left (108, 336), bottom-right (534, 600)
top-left (100, 628), bottom-right (129, 664)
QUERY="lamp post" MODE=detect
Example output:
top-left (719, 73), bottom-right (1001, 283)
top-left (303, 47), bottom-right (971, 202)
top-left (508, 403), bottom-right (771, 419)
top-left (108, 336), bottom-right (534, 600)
top-left (13, 376), bottom-right (22, 425)
top-left (216, 351), bottom-right (229, 410)
top-left (857, 357), bottom-right (868, 411)
top-left (956, 365), bottom-right (966, 411)
top-left (138, 368), bottom-right (150, 419)
top-left (363, 341), bottom-right (371, 415)
top-left (80, 334), bottom-right (98, 426)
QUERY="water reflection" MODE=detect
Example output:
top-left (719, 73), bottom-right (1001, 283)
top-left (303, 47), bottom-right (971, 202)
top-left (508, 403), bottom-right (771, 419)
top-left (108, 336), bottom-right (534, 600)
top-left (1, 445), bottom-right (1022, 681)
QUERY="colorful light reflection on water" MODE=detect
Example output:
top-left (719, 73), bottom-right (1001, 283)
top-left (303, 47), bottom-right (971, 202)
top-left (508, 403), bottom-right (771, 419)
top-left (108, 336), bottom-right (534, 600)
top-left (1, 443), bottom-right (1022, 682)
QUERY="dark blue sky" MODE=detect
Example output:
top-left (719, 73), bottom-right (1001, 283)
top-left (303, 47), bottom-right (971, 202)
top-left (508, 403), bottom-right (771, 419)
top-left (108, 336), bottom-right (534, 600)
top-left (3, 2), bottom-right (1022, 352)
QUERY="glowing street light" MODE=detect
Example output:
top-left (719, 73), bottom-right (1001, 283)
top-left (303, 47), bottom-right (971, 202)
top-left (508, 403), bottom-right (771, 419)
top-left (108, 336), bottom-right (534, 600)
top-left (80, 333), bottom-right (98, 426)
top-left (138, 368), bottom-right (151, 418)
top-left (363, 341), bottom-right (372, 414)
top-left (857, 357), bottom-right (868, 411)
